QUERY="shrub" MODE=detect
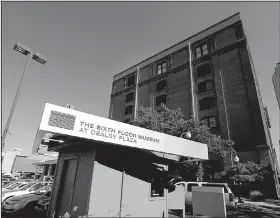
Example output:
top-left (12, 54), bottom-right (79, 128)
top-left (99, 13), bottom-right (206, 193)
top-left (249, 190), bottom-right (264, 201)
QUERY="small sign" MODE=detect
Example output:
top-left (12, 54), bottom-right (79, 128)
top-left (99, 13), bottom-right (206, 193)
top-left (66, 104), bottom-right (74, 109)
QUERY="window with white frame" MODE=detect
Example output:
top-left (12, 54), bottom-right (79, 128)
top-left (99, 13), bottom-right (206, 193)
top-left (157, 62), bottom-right (167, 75)
top-left (200, 117), bottom-right (217, 129)
top-left (195, 43), bottom-right (209, 59)
top-left (209, 117), bottom-right (217, 128)
top-left (198, 80), bottom-right (213, 94)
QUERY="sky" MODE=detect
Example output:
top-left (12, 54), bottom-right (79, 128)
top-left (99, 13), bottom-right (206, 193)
top-left (2, 2), bottom-right (280, 162)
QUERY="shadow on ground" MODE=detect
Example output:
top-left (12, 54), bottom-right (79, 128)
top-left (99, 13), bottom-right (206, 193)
top-left (184, 200), bottom-right (280, 218)
top-left (227, 201), bottom-right (280, 218)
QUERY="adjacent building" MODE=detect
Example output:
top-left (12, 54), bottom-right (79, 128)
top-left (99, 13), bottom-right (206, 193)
top-left (273, 63), bottom-right (280, 109)
top-left (109, 13), bottom-right (280, 196)
top-left (273, 62), bottom-right (280, 166)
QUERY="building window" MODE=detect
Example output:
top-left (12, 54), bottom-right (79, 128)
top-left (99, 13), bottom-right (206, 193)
top-left (151, 178), bottom-right (165, 198)
top-left (199, 97), bottom-right (216, 111)
top-left (157, 62), bottom-right (167, 75)
top-left (156, 80), bottom-right (167, 92)
top-left (196, 63), bottom-right (211, 79)
top-left (198, 80), bottom-right (214, 94)
top-left (200, 119), bottom-right (208, 126)
top-left (236, 25), bottom-right (244, 40)
top-left (126, 75), bottom-right (135, 88)
top-left (124, 118), bottom-right (131, 123)
top-left (125, 92), bottom-right (134, 103)
top-left (200, 117), bottom-right (217, 129)
top-left (195, 43), bottom-right (208, 59)
top-left (156, 94), bottom-right (167, 106)
top-left (125, 105), bottom-right (133, 115)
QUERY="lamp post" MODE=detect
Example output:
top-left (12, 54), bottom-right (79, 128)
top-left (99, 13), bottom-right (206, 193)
top-left (234, 155), bottom-right (244, 203)
top-left (1, 43), bottom-right (47, 153)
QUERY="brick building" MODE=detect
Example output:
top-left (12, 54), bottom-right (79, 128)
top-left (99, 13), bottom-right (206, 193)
top-left (109, 13), bottom-right (280, 195)
top-left (273, 63), bottom-right (280, 109)
top-left (273, 63), bottom-right (280, 163)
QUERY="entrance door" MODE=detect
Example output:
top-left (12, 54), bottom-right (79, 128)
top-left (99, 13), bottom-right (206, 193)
top-left (55, 157), bottom-right (78, 217)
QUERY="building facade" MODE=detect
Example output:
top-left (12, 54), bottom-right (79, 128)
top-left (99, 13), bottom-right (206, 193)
top-left (273, 63), bottom-right (280, 167)
top-left (109, 13), bottom-right (280, 196)
top-left (273, 63), bottom-right (280, 109)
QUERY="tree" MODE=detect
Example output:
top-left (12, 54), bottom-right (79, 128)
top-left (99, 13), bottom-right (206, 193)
top-left (129, 105), bottom-right (236, 181)
top-left (218, 161), bottom-right (276, 198)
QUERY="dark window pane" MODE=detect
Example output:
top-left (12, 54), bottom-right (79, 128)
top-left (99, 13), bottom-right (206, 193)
top-left (126, 92), bottom-right (134, 103)
top-left (127, 75), bottom-right (135, 87)
top-left (199, 97), bottom-right (216, 111)
top-left (156, 80), bottom-right (167, 92)
top-left (151, 179), bottom-right (165, 197)
top-left (196, 63), bottom-right (211, 78)
top-left (125, 105), bottom-right (133, 115)
top-left (156, 95), bottom-right (167, 106)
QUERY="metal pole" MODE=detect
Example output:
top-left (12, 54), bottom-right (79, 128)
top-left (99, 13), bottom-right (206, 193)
top-left (188, 42), bottom-right (197, 121)
top-left (134, 67), bottom-right (140, 119)
top-left (219, 69), bottom-right (233, 165)
top-left (119, 170), bottom-right (125, 218)
top-left (236, 162), bottom-right (244, 203)
top-left (2, 53), bottom-right (33, 152)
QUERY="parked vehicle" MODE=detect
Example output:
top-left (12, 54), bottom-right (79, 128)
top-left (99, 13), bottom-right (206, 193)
top-left (2, 182), bottom-right (29, 192)
top-left (174, 182), bottom-right (236, 208)
top-left (2, 182), bottom-right (52, 202)
top-left (34, 191), bottom-right (52, 218)
top-left (2, 189), bottom-right (52, 218)
top-left (42, 176), bottom-right (54, 182)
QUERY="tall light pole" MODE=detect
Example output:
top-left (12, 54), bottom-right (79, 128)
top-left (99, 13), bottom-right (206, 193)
top-left (2, 42), bottom-right (47, 153)
top-left (234, 155), bottom-right (244, 203)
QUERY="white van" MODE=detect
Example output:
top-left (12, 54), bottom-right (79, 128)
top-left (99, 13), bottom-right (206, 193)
top-left (175, 182), bottom-right (236, 208)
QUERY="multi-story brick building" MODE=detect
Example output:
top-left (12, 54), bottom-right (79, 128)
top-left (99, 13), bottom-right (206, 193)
top-left (273, 63), bottom-right (280, 109)
top-left (109, 13), bottom-right (280, 196)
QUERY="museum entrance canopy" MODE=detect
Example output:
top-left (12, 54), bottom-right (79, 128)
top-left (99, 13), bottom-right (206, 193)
top-left (32, 103), bottom-right (208, 161)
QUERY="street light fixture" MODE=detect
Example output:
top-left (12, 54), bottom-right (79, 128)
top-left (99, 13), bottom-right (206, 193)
top-left (1, 42), bottom-right (48, 154)
top-left (181, 131), bottom-right (192, 139)
top-left (234, 155), bottom-right (244, 203)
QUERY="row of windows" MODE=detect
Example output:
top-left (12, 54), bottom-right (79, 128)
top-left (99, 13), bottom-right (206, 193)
top-left (125, 77), bottom-right (213, 105)
top-left (124, 60), bottom-right (212, 91)
top-left (122, 25), bottom-right (244, 89)
top-left (124, 94), bottom-right (167, 116)
top-left (125, 95), bottom-right (216, 117)
top-left (125, 80), bottom-right (167, 104)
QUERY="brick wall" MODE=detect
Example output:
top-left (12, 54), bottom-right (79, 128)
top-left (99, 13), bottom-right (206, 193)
top-left (214, 27), bottom-right (237, 50)
top-left (111, 94), bottom-right (125, 121)
top-left (213, 48), bottom-right (255, 152)
top-left (167, 68), bottom-right (192, 119)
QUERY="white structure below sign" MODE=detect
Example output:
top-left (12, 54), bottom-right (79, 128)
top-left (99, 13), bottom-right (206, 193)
top-left (33, 103), bottom-right (208, 160)
top-left (192, 186), bottom-right (227, 218)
